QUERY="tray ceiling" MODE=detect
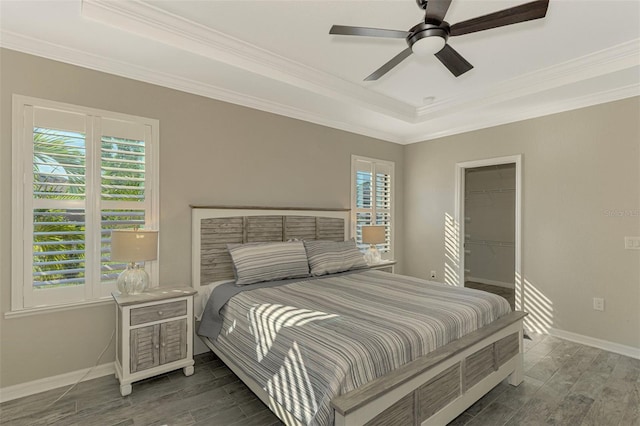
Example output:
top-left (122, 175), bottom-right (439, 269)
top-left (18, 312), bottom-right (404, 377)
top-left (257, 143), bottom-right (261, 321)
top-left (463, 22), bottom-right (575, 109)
top-left (1, 0), bottom-right (638, 143)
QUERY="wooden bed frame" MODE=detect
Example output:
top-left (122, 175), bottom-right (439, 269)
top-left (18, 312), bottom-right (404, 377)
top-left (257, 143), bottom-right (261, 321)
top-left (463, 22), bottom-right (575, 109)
top-left (191, 206), bottom-right (526, 426)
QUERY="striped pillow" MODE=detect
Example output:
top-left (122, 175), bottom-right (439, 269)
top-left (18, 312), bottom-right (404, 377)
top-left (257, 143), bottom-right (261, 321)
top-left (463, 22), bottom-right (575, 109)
top-left (228, 241), bottom-right (310, 285)
top-left (304, 239), bottom-right (368, 276)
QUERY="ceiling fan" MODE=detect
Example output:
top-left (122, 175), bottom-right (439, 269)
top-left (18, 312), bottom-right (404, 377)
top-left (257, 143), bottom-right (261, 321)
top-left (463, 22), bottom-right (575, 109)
top-left (329, 0), bottom-right (549, 80)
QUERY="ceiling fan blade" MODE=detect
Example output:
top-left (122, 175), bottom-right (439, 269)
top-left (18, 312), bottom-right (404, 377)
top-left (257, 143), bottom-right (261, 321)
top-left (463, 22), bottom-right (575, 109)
top-left (330, 25), bottom-right (410, 39)
top-left (434, 44), bottom-right (473, 77)
top-left (425, 0), bottom-right (452, 23)
top-left (365, 48), bottom-right (413, 81)
top-left (449, 0), bottom-right (549, 37)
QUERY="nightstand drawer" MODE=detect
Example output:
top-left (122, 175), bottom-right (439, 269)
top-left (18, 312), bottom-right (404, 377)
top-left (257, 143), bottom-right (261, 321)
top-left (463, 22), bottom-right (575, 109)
top-left (130, 300), bottom-right (187, 325)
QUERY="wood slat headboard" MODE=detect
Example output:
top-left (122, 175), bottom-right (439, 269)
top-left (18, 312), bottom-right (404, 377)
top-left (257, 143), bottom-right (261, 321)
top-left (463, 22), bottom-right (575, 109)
top-left (191, 207), bottom-right (350, 289)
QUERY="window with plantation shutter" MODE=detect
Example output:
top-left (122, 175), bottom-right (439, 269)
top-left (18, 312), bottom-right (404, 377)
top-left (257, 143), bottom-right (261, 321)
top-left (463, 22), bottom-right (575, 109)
top-left (12, 96), bottom-right (158, 311)
top-left (351, 156), bottom-right (394, 258)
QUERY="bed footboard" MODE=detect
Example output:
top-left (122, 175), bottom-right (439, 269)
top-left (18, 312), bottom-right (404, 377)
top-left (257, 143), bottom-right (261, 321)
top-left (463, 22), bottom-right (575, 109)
top-left (332, 311), bottom-right (527, 426)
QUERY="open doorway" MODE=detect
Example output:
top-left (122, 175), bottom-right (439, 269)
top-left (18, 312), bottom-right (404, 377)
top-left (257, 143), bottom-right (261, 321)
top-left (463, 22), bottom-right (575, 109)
top-left (464, 163), bottom-right (516, 309)
top-left (455, 155), bottom-right (522, 311)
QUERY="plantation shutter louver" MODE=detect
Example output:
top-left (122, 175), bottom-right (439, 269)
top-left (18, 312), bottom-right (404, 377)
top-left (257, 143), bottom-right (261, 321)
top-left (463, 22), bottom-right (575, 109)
top-left (29, 108), bottom-right (89, 306)
top-left (15, 99), bottom-right (158, 310)
top-left (99, 119), bottom-right (151, 288)
top-left (352, 156), bottom-right (393, 256)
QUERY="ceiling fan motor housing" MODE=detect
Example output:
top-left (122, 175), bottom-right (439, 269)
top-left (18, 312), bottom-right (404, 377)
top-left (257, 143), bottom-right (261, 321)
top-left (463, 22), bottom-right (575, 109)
top-left (407, 23), bottom-right (449, 55)
top-left (329, 0), bottom-right (549, 79)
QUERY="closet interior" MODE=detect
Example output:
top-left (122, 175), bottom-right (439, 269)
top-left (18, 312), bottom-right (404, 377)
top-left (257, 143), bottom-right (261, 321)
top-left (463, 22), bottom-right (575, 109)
top-left (464, 163), bottom-right (516, 309)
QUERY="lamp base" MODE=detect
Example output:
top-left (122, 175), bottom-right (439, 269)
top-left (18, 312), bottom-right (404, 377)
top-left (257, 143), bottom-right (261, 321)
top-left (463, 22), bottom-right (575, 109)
top-left (117, 263), bottom-right (149, 295)
top-left (364, 245), bottom-right (382, 265)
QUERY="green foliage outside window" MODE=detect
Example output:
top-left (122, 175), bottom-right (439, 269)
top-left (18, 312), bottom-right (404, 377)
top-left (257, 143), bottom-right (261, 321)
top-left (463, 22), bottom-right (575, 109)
top-left (32, 128), bottom-right (146, 288)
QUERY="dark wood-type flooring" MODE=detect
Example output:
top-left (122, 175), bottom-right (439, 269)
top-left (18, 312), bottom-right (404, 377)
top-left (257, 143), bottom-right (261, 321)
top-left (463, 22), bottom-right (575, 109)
top-left (2, 335), bottom-right (638, 425)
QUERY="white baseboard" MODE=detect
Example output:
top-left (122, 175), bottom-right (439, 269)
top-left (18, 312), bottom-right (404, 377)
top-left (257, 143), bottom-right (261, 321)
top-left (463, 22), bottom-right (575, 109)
top-left (0, 362), bottom-right (115, 403)
top-left (466, 276), bottom-right (514, 289)
top-left (549, 328), bottom-right (640, 360)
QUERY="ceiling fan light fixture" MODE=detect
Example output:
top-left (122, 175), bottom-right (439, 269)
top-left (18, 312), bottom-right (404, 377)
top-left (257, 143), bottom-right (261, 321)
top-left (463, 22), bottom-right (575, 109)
top-left (411, 35), bottom-right (446, 56)
top-left (329, 0), bottom-right (549, 80)
top-left (407, 24), bottom-right (449, 57)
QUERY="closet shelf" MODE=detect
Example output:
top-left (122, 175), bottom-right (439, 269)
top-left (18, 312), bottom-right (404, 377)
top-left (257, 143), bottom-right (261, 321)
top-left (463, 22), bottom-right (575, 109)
top-left (465, 239), bottom-right (515, 248)
top-left (466, 188), bottom-right (515, 195)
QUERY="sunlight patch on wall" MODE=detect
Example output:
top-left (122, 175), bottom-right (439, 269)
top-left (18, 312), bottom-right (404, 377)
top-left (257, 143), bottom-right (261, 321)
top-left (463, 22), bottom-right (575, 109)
top-left (444, 212), bottom-right (460, 286)
top-left (517, 272), bottom-right (554, 333)
top-left (515, 273), bottom-right (523, 311)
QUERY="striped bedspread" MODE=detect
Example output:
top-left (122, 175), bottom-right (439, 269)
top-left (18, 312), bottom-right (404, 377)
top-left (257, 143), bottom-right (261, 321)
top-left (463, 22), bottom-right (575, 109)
top-left (211, 270), bottom-right (511, 425)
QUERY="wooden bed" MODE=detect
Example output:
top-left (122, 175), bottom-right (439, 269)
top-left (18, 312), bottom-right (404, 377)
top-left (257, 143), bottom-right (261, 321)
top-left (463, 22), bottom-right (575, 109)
top-left (191, 206), bottom-right (526, 426)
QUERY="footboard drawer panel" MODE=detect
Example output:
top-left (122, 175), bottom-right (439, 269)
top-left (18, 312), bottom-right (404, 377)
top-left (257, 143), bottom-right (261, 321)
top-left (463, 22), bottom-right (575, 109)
top-left (495, 333), bottom-right (519, 366)
top-left (419, 363), bottom-right (461, 420)
top-left (465, 344), bottom-right (495, 390)
top-left (365, 392), bottom-right (415, 426)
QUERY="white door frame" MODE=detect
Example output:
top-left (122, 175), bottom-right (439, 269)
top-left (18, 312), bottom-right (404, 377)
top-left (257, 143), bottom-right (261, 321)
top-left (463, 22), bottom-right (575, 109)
top-left (454, 155), bottom-right (522, 308)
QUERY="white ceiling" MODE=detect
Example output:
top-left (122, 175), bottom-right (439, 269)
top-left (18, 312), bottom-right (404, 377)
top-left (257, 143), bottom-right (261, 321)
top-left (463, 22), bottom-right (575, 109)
top-left (1, 0), bottom-right (639, 144)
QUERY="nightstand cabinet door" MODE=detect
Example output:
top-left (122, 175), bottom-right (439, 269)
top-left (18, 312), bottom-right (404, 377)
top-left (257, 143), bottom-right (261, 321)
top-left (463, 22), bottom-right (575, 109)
top-left (160, 319), bottom-right (187, 365)
top-left (130, 324), bottom-right (160, 373)
top-left (112, 287), bottom-right (197, 397)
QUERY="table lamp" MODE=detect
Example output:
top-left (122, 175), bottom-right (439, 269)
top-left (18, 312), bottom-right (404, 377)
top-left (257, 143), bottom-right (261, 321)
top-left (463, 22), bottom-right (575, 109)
top-left (361, 225), bottom-right (385, 265)
top-left (110, 229), bottom-right (158, 295)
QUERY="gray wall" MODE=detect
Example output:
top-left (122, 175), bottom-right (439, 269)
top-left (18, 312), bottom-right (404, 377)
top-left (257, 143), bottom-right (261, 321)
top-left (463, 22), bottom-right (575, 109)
top-left (404, 97), bottom-right (640, 348)
top-left (0, 49), bottom-right (404, 387)
top-left (2, 47), bottom-right (638, 390)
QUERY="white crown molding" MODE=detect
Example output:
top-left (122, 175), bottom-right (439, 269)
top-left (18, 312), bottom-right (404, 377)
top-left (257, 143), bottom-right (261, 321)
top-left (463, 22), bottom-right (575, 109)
top-left (0, 362), bottom-right (114, 403)
top-left (79, 0), bottom-right (640, 136)
top-left (2, 15), bottom-right (637, 146)
top-left (414, 39), bottom-right (640, 122)
top-left (549, 328), bottom-right (640, 360)
top-left (0, 30), bottom-right (402, 144)
top-left (80, 0), bottom-right (416, 122)
top-left (403, 83), bottom-right (640, 144)
top-left (82, 0), bottom-right (639, 127)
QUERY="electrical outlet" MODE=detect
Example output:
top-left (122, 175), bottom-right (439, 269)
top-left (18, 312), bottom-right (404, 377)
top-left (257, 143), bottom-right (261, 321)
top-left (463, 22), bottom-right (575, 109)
top-left (625, 236), bottom-right (640, 250)
top-left (430, 270), bottom-right (437, 279)
top-left (593, 297), bottom-right (605, 311)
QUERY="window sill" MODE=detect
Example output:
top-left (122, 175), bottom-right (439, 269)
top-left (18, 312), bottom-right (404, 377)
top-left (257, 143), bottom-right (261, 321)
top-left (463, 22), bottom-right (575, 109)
top-left (4, 297), bottom-right (114, 319)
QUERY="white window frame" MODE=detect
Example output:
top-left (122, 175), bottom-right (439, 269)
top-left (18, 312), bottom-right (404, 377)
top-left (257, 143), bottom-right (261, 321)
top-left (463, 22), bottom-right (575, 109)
top-left (10, 95), bottom-right (159, 315)
top-left (350, 155), bottom-right (395, 260)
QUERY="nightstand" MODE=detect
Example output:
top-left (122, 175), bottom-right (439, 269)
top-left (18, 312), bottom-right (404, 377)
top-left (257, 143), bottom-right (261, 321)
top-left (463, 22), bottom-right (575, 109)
top-left (112, 286), bottom-right (197, 396)
top-left (369, 260), bottom-right (397, 273)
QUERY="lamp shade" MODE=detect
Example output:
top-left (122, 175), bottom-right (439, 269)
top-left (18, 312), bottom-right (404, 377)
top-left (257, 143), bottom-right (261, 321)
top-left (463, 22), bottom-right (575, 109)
top-left (110, 230), bottom-right (158, 262)
top-left (361, 225), bottom-right (386, 245)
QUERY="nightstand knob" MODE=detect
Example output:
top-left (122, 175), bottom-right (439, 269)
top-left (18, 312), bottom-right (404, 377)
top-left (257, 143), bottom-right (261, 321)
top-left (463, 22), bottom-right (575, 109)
top-left (157, 311), bottom-right (163, 316)
top-left (155, 344), bottom-right (159, 349)
top-left (162, 343), bottom-right (166, 347)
